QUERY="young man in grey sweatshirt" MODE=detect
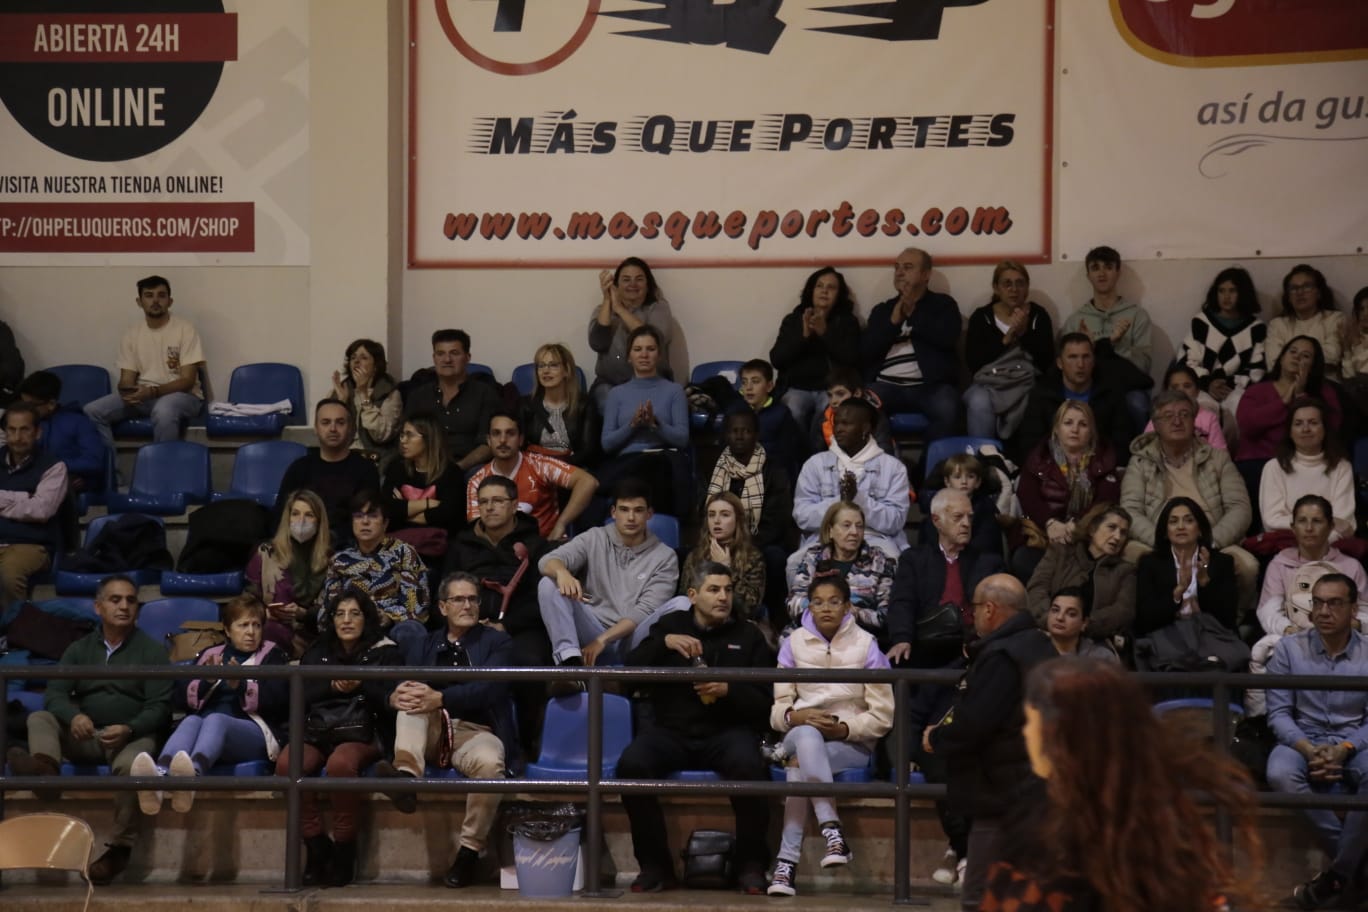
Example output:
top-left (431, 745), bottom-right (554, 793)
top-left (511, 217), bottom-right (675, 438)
top-left (537, 477), bottom-right (679, 680)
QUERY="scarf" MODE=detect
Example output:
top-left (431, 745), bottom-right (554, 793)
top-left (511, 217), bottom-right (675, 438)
top-left (831, 435), bottom-right (883, 481)
top-left (709, 444), bottom-right (768, 534)
top-left (1049, 436), bottom-right (1093, 519)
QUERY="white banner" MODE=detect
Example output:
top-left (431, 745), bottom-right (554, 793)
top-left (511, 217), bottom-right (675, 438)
top-left (1058, 0), bottom-right (1367, 262)
top-left (0, 0), bottom-right (310, 265)
top-left (409, 0), bottom-right (1051, 267)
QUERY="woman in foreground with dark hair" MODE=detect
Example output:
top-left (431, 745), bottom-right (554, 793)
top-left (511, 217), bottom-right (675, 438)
top-left (981, 657), bottom-right (1264, 912)
top-left (768, 265), bottom-right (861, 430)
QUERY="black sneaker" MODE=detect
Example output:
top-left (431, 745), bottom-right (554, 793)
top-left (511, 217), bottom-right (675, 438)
top-left (444, 846), bottom-right (481, 888)
top-left (737, 861), bottom-right (766, 895)
top-left (767, 859), bottom-right (797, 896)
top-left (549, 655), bottom-right (586, 698)
top-left (1294, 869), bottom-right (1345, 910)
top-left (630, 865), bottom-right (678, 893)
top-left (819, 821), bottom-right (852, 867)
top-left (372, 760), bottom-right (417, 814)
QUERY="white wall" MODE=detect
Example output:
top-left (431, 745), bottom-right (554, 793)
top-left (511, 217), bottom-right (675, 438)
top-left (1, 5), bottom-right (1364, 403)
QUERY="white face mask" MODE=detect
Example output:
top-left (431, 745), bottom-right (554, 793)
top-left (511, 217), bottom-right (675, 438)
top-left (289, 519), bottom-right (318, 543)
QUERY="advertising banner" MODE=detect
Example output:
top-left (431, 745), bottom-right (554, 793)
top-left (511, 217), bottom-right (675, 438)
top-left (409, 0), bottom-right (1052, 267)
top-left (1058, 0), bottom-right (1367, 261)
top-left (0, 0), bottom-right (310, 265)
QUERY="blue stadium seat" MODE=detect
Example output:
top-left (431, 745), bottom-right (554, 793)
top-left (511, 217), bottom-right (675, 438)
top-left (769, 761), bottom-right (875, 783)
top-left (46, 364), bottom-right (111, 408)
top-left (211, 440), bottom-right (307, 508)
top-left (604, 513), bottom-right (680, 550)
top-left (468, 363), bottom-right (495, 380)
top-left (525, 693), bottom-right (633, 780)
top-left (923, 436), bottom-right (1004, 475)
top-left (511, 363), bottom-right (589, 396)
top-left (887, 413), bottom-right (930, 436)
top-left (136, 597), bottom-right (220, 644)
top-left (53, 515), bottom-right (165, 595)
top-left (205, 363), bottom-right (307, 437)
top-left (159, 570), bottom-right (245, 597)
top-left (1152, 697), bottom-right (1245, 719)
top-left (688, 360), bottom-right (744, 431)
top-left (668, 769), bottom-right (720, 782)
top-left (75, 447), bottom-right (117, 514)
top-left (114, 366), bottom-right (210, 438)
top-left (107, 441), bottom-right (212, 515)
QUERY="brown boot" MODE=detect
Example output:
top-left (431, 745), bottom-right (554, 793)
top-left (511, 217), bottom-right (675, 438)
top-left (88, 844), bottom-right (132, 885)
top-left (7, 746), bottom-right (60, 800)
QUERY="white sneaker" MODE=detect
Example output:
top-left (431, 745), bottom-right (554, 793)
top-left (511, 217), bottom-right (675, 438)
top-left (931, 847), bottom-right (958, 885)
top-left (168, 750), bottom-right (197, 813)
top-left (131, 752), bottom-right (164, 815)
top-left (818, 822), bottom-right (852, 867)
top-left (954, 857), bottom-right (967, 890)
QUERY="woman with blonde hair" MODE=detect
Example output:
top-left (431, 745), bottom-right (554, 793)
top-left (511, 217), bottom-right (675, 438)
top-left (247, 488), bottom-right (332, 656)
top-left (678, 492), bottom-right (766, 621)
top-left (520, 342), bottom-right (600, 466)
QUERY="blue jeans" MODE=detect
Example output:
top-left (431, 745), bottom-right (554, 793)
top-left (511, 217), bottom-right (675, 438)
top-left (1268, 742), bottom-right (1368, 876)
top-left (868, 380), bottom-right (959, 440)
top-left (776, 725), bottom-right (870, 862)
top-left (963, 384), bottom-right (996, 439)
top-left (780, 388), bottom-right (828, 434)
top-left (160, 712), bottom-right (267, 773)
top-left (85, 390), bottom-right (201, 449)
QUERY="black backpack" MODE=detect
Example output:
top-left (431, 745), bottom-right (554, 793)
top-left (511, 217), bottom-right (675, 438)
top-left (64, 514), bottom-right (174, 573)
top-left (177, 500), bottom-right (272, 572)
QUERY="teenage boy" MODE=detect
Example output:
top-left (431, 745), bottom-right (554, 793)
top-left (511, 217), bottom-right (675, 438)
top-left (732, 358), bottom-right (805, 476)
top-left (809, 366), bottom-right (895, 455)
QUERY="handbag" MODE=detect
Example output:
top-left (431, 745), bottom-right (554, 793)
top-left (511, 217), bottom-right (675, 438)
top-left (916, 601), bottom-right (967, 645)
top-left (680, 829), bottom-right (734, 889)
top-left (167, 620), bottom-right (226, 663)
top-left (392, 526), bottom-right (449, 558)
top-left (304, 694), bottom-right (375, 748)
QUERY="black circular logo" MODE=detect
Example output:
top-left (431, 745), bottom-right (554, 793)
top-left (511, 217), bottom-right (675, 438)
top-left (0, 0), bottom-right (227, 162)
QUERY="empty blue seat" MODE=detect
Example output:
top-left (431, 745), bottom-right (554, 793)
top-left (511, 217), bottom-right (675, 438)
top-left (923, 436), bottom-right (1004, 474)
top-left (511, 363), bottom-right (589, 396)
top-left (211, 440), bottom-right (307, 508)
top-left (205, 363), bottom-right (307, 437)
top-left (46, 364), bottom-right (111, 408)
top-left (688, 361), bottom-right (745, 432)
top-left (887, 413), bottom-right (930, 436)
top-left (53, 514), bottom-right (165, 595)
top-left (159, 570), bottom-right (245, 597)
top-left (137, 597), bottom-right (220, 643)
top-left (604, 513), bottom-right (680, 550)
top-left (1152, 697), bottom-right (1245, 719)
top-left (668, 769), bottom-right (720, 782)
top-left (468, 363), bottom-right (495, 380)
top-left (525, 693), bottom-right (633, 780)
top-left (107, 441), bottom-right (212, 515)
top-left (60, 762), bottom-right (112, 776)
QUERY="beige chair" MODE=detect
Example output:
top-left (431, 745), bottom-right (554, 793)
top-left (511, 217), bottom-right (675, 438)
top-left (0, 812), bottom-right (95, 911)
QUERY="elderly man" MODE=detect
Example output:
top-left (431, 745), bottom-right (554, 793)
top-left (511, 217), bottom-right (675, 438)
top-left (925, 573), bottom-right (1054, 911)
top-left (6, 575), bottom-right (172, 884)
top-left (1120, 389), bottom-right (1257, 613)
top-left (1267, 573), bottom-right (1368, 910)
top-left (618, 561), bottom-right (775, 894)
top-left (404, 329), bottom-right (500, 471)
top-left (860, 247), bottom-right (962, 440)
top-left (886, 489), bottom-right (1005, 668)
top-left (374, 572), bottom-right (518, 888)
top-left (793, 397), bottom-right (909, 570)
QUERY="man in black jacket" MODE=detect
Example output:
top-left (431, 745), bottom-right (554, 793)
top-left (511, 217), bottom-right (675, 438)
top-left (926, 573), bottom-right (1054, 911)
top-left (375, 571), bottom-right (520, 888)
top-left (445, 474), bottom-right (550, 753)
top-left (619, 561), bottom-right (775, 894)
top-left (1011, 333), bottom-right (1134, 464)
top-left (275, 398), bottom-right (379, 544)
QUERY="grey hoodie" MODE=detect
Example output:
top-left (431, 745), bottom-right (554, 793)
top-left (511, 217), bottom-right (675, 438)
top-left (538, 523), bottom-right (678, 627)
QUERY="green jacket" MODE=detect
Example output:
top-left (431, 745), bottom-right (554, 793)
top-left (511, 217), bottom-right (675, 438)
top-left (44, 628), bottom-right (172, 739)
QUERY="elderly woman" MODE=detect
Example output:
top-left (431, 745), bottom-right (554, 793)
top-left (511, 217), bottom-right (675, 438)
top-left (246, 488), bottom-right (332, 657)
top-left (963, 260), bottom-right (1054, 439)
top-left (1014, 400), bottom-right (1121, 580)
top-left (787, 500), bottom-right (896, 641)
top-left (331, 338), bottom-right (402, 465)
top-left (1258, 397), bottom-right (1355, 544)
top-left (768, 266), bottom-right (862, 430)
top-left (1266, 263), bottom-right (1344, 379)
top-left (1236, 336), bottom-right (1341, 463)
top-left (519, 342), bottom-right (600, 467)
top-left (588, 257), bottom-right (673, 409)
top-left (1025, 504), bottom-right (1135, 643)
top-left (1179, 266), bottom-right (1266, 432)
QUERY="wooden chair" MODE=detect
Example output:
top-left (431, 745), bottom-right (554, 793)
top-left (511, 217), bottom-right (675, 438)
top-left (0, 812), bottom-right (95, 911)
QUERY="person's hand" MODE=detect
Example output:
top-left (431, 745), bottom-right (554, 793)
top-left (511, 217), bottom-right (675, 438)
top-left (70, 713), bottom-right (96, 741)
top-left (1004, 306), bottom-right (1029, 340)
top-left (893, 296), bottom-right (916, 324)
top-left (886, 642), bottom-right (911, 663)
top-left (694, 681), bottom-right (729, 701)
top-left (708, 537), bottom-right (730, 566)
top-left (642, 399), bottom-right (657, 426)
top-left (599, 269), bottom-right (614, 298)
top-left (809, 713), bottom-right (848, 741)
top-left (1076, 320), bottom-right (1093, 341)
top-left (269, 602), bottom-right (300, 622)
top-left (810, 308), bottom-right (828, 337)
top-left (555, 569), bottom-right (583, 601)
top-left (788, 707), bottom-right (828, 728)
top-left (98, 724), bottom-right (132, 753)
top-left (630, 401), bottom-right (651, 428)
top-left (482, 619), bottom-right (506, 632)
top-left (582, 637), bottom-right (607, 667)
top-left (1110, 318), bottom-right (1132, 344)
top-left (922, 723), bottom-right (939, 755)
top-left (839, 470), bottom-right (858, 502)
top-left (1196, 547), bottom-right (1211, 587)
top-left (352, 363), bottom-right (373, 397)
top-left (221, 654), bottom-right (241, 689)
top-left (1046, 519), bottom-right (1072, 545)
top-left (1209, 378), bottom-right (1232, 402)
top-left (801, 308), bottom-right (815, 338)
top-left (331, 370), bottom-right (351, 403)
top-left (548, 521), bottom-right (569, 542)
top-left (664, 634), bottom-right (702, 660)
top-left (1174, 560), bottom-right (1194, 602)
top-left (332, 679), bottom-right (361, 693)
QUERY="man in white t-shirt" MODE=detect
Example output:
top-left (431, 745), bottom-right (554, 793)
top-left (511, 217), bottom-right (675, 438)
top-left (84, 275), bottom-right (206, 448)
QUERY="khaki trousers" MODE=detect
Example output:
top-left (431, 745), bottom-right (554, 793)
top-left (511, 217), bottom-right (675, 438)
top-left (392, 710), bottom-right (505, 852)
top-left (0, 543), bottom-right (50, 606)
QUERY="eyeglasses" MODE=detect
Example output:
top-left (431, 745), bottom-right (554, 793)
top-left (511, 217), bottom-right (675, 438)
top-left (1312, 597), bottom-right (1350, 609)
top-left (1154, 412), bottom-right (1191, 424)
top-left (398, 430), bottom-right (423, 440)
top-left (535, 361), bottom-right (563, 370)
top-left (441, 595), bottom-right (480, 606)
top-left (477, 496), bottom-right (513, 508)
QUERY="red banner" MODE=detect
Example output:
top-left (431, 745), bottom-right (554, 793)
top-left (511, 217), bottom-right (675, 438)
top-left (0, 202), bottom-right (254, 253)
top-left (1113, 0), bottom-right (1368, 64)
top-left (0, 13), bottom-right (238, 63)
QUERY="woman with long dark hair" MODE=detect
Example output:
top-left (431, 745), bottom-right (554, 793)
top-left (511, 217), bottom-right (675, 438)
top-left (588, 256), bottom-right (673, 409)
top-left (1134, 497), bottom-right (1238, 637)
top-left (1236, 335), bottom-right (1341, 462)
top-left (1259, 397), bottom-right (1354, 543)
top-left (980, 657), bottom-right (1263, 911)
top-left (768, 266), bottom-right (861, 430)
top-left (1180, 266), bottom-right (1266, 432)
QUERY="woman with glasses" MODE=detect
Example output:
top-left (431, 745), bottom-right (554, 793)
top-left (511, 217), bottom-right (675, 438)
top-left (520, 342), bottom-right (600, 467)
top-left (963, 260), bottom-right (1054, 439)
top-left (382, 412), bottom-right (464, 541)
top-left (1267, 264), bottom-right (1345, 380)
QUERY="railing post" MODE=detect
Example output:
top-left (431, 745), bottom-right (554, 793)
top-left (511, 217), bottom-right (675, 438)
top-left (1211, 678), bottom-right (1234, 849)
top-left (283, 668), bottom-right (305, 891)
top-left (891, 676), bottom-right (916, 905)
top-left (582, 668), bottom-right (606, 896)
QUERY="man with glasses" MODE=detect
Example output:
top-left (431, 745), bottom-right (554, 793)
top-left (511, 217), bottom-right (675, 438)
top-left (1120, 389), bottom-right (1257, 614)
top-left (6, 575), bottom-right (172, 884)
top-left (1012, 332), bottom-right (1133, 462)
top-left (403, 329), bottom-right (500, 471)
top-left (374, 572), bottom-right (517, 888)
top-left (465, 411), bottom-right (598, 542)
top-left (1267, 573), bottom-right (1368, 909)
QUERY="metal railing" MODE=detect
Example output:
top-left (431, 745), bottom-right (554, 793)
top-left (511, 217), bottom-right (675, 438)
top-left (2, 663), bottom-right (1367, 903)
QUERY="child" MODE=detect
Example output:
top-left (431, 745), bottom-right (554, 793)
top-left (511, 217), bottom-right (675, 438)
top-left (731, 358), bottom-right (805, 476)
top-left (921, 452), bottom-right (1004, 556)
top-left (768, 574), bottom-right (893, 896)
top-left (1061, 245), bottom-right (1155, 430)
top-left (809, 366), bottom-right (895, 455)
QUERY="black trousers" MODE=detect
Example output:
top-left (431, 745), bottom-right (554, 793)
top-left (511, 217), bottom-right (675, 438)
top-left (617, 725), bottom-right (770, 871)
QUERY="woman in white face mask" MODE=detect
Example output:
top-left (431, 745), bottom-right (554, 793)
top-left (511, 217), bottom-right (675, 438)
top-left (247, 488), bottom-right (333, 657)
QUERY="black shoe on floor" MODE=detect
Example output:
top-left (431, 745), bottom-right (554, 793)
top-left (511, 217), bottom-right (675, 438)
top-left (88, 844), bottom-right (132, 885)
top-left (303, 835), bottom-right (333, 886)
top-left (630, 864), bottom-right (678, 893)
top-left (327, 840), bottom-right (357, 887)
top-left (737, 862), bottom-right (766, 895)
top-left (443, 846), bottom-right (481, 888)
top-left (372, 760), bottom-right (417, 814)
top-left (1294, 869), bottom-right (1345, 910)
